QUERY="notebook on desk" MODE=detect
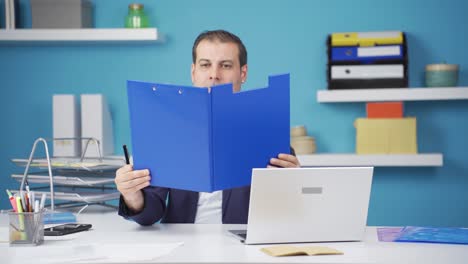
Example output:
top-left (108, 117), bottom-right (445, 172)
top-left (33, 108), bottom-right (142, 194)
top-left (229, 167), bottom-right (374, 244)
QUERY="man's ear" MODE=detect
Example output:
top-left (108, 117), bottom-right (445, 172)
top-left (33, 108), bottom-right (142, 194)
top-left (191, 63), bottom-right (196, 84)
top-left (241, 64), bottom-right (248, 83)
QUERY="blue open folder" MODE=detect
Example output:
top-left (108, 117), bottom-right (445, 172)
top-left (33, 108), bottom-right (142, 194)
top-left (43, 212), bottom-right (76, 224)
top-left (395, 226), bottom-right (468, 245)
top-left (127, 74), bottom-right (290, 192)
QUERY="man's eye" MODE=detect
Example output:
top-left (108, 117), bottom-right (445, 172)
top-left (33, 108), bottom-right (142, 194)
top-left (222, 64), bottom-right (232, 69)
top-left (200, 64), bottom-right (210, 68)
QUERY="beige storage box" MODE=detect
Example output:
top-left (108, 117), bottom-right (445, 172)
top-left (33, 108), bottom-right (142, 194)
top-left (355, 118), bottom-right (418, 154)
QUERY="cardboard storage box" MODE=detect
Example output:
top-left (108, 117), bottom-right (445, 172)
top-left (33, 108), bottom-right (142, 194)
top-left (366, 102), bottom-right (404, 118)
top-left (30, 0), bottom-right (93, 28)
top-left (355, 118), bottom-right (417, 154)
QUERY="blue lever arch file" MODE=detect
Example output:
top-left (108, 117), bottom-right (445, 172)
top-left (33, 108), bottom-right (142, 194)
top-left (127, 74), bottom-right (290, 192)
top-left (331, 45), bottom-right (403, 63)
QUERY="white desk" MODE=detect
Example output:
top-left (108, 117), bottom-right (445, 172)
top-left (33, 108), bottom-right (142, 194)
top-left (1, 209), bottom-right (467, 264)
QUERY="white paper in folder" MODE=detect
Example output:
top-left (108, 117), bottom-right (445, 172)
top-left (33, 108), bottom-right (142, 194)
top-left (81, 94), bottom-right (114, 158)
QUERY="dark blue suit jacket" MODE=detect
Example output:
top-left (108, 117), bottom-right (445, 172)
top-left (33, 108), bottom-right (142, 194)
top-left (118, 186), bottom-right (250, 225)
top-left (118, 148), bottom-right (295, 225)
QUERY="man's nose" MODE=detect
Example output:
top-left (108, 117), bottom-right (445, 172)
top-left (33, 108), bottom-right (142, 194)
top-left (209, 67), bottom-right (220, 80)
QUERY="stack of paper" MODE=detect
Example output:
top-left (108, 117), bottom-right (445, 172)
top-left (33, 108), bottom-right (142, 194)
top-left (11, 174), bottom-right (115, 186)
top-left (10, 188), bottom-right (120, 203)
top-left (11, 157), bottom-right (124, 171)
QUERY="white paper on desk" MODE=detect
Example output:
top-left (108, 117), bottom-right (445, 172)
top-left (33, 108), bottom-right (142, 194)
top-left (0, 227), bottom-right (8, 243)
top-left (47, 242), bottom-right (184, 263)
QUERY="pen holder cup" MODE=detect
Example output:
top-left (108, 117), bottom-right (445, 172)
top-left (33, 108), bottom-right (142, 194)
top-left (9, 211), bottom-right (44, 246)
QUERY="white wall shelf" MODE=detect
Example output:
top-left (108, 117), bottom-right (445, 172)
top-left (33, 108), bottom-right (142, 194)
top-left (297, 153), bottom-right (443, 167)
top-left (317, 87), bottom-right (468, 103)
top-left (0, 28), bottom-right (160, 43)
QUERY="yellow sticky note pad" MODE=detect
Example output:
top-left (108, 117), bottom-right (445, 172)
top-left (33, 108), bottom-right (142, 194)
top-left (261, 245), bottom-right (343, 257)
top-left (355, 117), bottom-right (417, 154)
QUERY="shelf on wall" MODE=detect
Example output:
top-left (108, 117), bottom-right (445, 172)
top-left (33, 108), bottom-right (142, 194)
top-left (0, 28), bottom-right (160, 43)
top-left (297, 153), bottom-right (443, 167)
top-left (317, 87), bottom-right (468, 103)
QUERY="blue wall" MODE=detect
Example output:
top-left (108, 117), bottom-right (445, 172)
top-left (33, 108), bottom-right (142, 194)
top-left (1, 0), bottom-right (467, 226)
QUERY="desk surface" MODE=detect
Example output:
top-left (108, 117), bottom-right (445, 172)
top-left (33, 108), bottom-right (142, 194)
top-left (1, 208), bottom-right (467, 264)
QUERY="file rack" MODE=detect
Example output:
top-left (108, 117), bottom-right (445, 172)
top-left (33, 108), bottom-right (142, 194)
top-left (11, 137), bottom-right (124, 212)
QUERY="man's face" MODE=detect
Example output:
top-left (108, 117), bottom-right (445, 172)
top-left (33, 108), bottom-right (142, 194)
top-left (191, 39), bottom-right (247, 92)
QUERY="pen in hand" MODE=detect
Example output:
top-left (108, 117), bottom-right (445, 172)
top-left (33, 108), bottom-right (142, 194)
top-left (123, 144), bottom-right (130, 165)
top-left (118, 144), bottom-right (148, 212)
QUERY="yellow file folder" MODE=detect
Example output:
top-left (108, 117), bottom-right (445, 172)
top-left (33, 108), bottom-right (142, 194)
top-left (355, 118), bottom-right (417, 154)
top-left (332, 31), bottom-right (404, 47)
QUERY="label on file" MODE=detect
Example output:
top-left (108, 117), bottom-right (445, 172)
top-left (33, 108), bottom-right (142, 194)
top-left (357, 45), bottom-right (401, 57)
top-left (331, 65), bottom-right (404, 79)
top-left (357, 31), bottom-right (402, 39)
top-left (331, 45), bottom-right (403, 62)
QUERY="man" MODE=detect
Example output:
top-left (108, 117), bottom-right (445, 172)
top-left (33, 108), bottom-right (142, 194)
top-left (116, 30), bottom-right (300, 225)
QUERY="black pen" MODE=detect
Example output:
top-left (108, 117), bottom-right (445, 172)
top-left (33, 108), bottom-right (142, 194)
top-left (123, 144), bottom-right (130, 165)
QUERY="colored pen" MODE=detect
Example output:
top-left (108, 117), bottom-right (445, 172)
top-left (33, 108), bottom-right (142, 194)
top-left (123, 144), bottom-right (130, 165)
top-left (34, 200), bottom-right (40, 213)
top-left (39, 193), bottom-right (46, 210)
top-left (25, 193), bottom-right (31, 212)
top-left (6, 189), bottom-right (18, 212)
top-left (26, 183), bottom-right (31, 212)
top-left (16, 196), bottom-right (27, 239)
top-left (20, 192), bottom-right (27, 212)
top-left (16, 196), bottom-right (23, 213)
top-left (30, 191), bottom-right (35, 212)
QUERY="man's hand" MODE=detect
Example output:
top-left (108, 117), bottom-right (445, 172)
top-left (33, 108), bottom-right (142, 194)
top-left (115, 165), bottom-right (151, 213)
top-left (268, 153), bottom-right (301, 168)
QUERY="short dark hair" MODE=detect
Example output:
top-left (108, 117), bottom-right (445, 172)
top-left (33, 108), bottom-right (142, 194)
top-left (192, 30), bottom-right (248, 67)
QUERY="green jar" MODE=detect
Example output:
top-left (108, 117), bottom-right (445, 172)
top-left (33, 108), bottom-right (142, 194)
top-left (125, 3), bottom-right (149, 28)
top-left (425, 64), bottom-right (459, 87)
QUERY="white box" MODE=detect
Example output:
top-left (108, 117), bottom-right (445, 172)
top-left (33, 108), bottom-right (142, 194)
top-left (53, 94), bottom-right (81, 157)
top-left (81, 94), bottom-right (114, 157)
top-left (30, 0), bottom-right (93, 29)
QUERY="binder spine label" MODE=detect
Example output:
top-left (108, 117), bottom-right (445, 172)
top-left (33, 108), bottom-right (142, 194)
top-left (331, 65), bottom-right (404, 79)
top-left (357, 46), bottom-right (401, 57)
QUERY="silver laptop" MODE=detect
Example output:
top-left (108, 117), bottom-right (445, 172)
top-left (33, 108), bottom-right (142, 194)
top-left (229, 167), bottom-right (374, 244)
